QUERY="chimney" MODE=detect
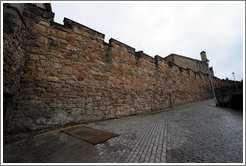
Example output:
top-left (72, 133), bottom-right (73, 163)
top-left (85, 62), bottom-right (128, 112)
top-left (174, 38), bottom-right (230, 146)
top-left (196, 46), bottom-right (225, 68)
top-left (200, 51), bottom-right (207, 62)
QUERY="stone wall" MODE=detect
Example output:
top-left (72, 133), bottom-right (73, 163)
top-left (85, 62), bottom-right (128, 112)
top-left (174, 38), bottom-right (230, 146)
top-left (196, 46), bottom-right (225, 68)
top-left (3, 4), bottom-right (26, 95)
top-left (3, 4), bottom-right (27, 129)
top-left (3, 4), bottom-right (235, 132)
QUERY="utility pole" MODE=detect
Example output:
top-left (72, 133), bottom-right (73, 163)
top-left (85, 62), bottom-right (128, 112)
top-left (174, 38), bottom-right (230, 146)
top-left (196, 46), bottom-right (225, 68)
top-left (207, 60), bottom-right (218, 105)
top-left (232, 72), bottom-right (238, 91)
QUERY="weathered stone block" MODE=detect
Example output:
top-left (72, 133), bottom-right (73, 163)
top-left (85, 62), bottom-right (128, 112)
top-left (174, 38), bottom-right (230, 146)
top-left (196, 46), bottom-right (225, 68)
top-left (75, 98), bottom-right (85, 107)
top-left (73, 26), bottom-right (81, 34)
top-left (46, 55), bottom-right (59, 62)
top-left (53, 63), bottom-right (63, 69)
top-left (47, 29), bottom-right (57, 37)
top-left (89, 55), bottom-right (97, 61)
top-left (46, 68), bottom-right (58, 76)
top-left (34, 23), bottom-right (46, 32)
top-left (65, 79), bottom-right (75, 84)
top-left (82, 31), bottom-right (88, 37)
top-left (57, 30), bottom-right (67, 39)
top-left (61, 66), bottom-right (72, 74)
top-left (40, 60), bottom-right (51, 67)
top-left (90, 70), bottom-right (104, 76)
top-left (58, 38), bottom-right (68, 44)
top-left (61, 60), bottom-right (71, 65)
top-left (26, 60), bottom-right (36, 70)
top-left (78, 92), bottom-right (86, 97)
top-left (39, 21), bottom-right (49, 27)
top-left (86, 97), bottom-right (93, 103)
top-left (66, 44), bottom-right (76, 51)
top-left (35, 117), bottom-right (47, 125)
top-left (72, 41), bottom-right (80, 47)
top-left (45, 93), bottom-right (57, 97)
top-left (67, 35), bottom-right (75, 42)
top-left (72, 65), bottom-right (80, 70)
top-left (72, 69), bottom-right (80, 75)
top-left (50, 52), bottom-right (65, 59)
top-left (29, 54), bottom-right (39, 61)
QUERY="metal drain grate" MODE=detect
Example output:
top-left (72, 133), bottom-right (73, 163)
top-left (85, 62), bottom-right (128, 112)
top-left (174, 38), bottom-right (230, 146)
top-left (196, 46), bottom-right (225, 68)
top-left (62, 126), bottom-right (119, 145)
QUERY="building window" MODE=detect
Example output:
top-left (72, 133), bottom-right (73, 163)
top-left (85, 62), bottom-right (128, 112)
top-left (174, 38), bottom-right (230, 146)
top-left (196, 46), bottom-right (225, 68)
top-left (196, 62), bottom-right (200, 69)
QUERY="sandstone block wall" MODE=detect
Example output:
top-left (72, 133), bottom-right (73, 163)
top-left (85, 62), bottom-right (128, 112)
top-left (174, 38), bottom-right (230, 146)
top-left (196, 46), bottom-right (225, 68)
top-left (3, 4), bottom-right (234, 132)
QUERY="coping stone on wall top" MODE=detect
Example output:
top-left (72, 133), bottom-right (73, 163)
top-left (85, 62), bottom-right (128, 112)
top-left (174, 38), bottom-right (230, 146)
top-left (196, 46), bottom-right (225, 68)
top-left (109, 38), bottom-right (135, 51)
top-left (63, 17), bottom-right (105, 38)
top-left (136, 51), bottom-right (155, 64)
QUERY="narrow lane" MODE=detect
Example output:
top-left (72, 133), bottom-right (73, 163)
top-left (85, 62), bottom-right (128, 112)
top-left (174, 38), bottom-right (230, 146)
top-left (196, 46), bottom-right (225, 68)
top-left (3, 99), bottom-right (243, 163)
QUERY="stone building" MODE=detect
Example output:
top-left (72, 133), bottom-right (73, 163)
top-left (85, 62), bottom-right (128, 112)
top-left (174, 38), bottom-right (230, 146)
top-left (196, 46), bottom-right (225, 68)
top-left (3, 3), bottom-right (233, 133)
top-left (164, 51), bottom-right (214, 76)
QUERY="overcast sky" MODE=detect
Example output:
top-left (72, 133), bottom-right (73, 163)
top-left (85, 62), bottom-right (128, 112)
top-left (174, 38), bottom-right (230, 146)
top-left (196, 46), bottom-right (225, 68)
top-left (51, 1), bottom-right (244, 81)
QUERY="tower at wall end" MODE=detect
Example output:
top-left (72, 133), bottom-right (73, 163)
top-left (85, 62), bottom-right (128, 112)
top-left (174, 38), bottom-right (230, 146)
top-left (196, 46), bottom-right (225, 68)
top-left (200, 51), bottom-right (208, 62)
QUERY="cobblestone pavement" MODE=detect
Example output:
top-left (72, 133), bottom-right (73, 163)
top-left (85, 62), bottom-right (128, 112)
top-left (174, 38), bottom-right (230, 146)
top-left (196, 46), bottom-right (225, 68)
top-left (3, 99), bottom-right (243, 163)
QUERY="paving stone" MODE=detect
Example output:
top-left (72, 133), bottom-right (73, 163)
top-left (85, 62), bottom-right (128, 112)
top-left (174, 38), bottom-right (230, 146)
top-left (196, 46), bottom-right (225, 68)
top-left (3, 99), bottom-right (243, 163)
